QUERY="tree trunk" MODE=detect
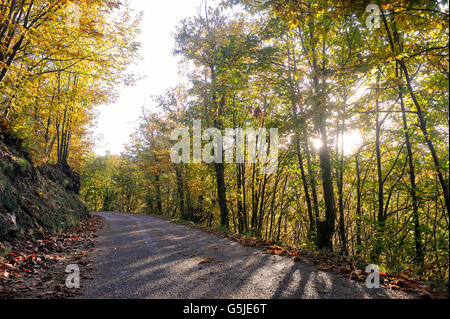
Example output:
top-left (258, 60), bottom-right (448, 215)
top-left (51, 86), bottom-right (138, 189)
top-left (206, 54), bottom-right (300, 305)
top-left (355, 148), bottom-right (363, 255)
top-left (175, 165), bottom-right (186, 220)
top-left (337, 118), bottom-right (348, 255)
top-left (397, 65), bottom-right (423, 265)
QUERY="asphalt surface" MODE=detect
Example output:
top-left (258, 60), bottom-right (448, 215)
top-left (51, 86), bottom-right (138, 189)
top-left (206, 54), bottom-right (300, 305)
top-left (80, 212), bottom-right (414, 299)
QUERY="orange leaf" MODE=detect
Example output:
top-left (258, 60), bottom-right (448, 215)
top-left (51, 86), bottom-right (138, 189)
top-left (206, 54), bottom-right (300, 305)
top-left (317, 264), bottom-right (330, 271)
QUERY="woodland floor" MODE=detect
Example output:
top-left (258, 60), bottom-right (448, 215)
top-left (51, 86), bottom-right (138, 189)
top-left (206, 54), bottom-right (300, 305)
top-left (0, 215), bottom-right (103, 298)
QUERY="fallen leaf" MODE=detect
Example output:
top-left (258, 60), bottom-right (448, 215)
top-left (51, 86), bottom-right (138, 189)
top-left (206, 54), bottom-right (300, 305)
top-left (317, 264), bottom-right (331, 271)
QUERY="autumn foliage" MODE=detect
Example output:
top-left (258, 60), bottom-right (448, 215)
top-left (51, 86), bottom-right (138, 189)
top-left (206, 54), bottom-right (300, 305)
top-left (80, 0), bottom-right (448, 288)
top-left (0, 0), bottom-right (141, 170)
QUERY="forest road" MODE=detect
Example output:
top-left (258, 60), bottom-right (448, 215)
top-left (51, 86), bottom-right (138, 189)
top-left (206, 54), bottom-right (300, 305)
top-left (80, 212), bottom-right (415, 299)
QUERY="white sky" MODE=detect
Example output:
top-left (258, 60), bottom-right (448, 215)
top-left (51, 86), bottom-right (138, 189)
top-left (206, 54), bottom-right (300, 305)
top-left (93, 0), bottom-right (204, 155)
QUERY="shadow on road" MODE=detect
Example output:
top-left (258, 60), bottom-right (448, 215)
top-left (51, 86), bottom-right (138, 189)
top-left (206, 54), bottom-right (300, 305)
top-left (80, 213), bottom-right (408, 299)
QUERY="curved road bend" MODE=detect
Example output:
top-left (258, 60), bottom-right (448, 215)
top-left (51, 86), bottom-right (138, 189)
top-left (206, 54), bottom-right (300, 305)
top-left (80, 212), bottom-right (414, 299)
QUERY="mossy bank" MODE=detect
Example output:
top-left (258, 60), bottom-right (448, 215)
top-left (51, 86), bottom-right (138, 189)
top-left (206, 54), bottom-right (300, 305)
top-left (0, 138), bottom-right (90, 254)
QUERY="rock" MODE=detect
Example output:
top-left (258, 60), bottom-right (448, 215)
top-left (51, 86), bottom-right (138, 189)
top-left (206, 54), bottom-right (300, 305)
top-left (0, 213), bottom-right (17, 238)
top-left (8, 213), bottom-right (16, 226)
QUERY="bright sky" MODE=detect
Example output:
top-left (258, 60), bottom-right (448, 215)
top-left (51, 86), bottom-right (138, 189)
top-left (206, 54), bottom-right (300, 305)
top-left (93, 0), bottom-right (204, 155)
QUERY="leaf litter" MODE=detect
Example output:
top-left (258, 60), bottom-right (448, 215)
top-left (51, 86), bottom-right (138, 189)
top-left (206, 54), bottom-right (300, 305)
top-left (0, 215), bottom-right (104, 299)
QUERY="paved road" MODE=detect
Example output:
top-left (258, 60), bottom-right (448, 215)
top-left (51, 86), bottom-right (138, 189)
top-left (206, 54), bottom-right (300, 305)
top-left (80, 212), bottom-right (413, 299)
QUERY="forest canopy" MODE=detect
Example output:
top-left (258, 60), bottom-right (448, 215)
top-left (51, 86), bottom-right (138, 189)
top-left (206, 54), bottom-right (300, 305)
top-left (0, 0), bottom-right (141, 170)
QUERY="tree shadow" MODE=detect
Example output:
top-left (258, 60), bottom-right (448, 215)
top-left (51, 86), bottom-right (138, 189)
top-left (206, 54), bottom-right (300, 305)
top-left (80, 213), bottom-right (409, 299)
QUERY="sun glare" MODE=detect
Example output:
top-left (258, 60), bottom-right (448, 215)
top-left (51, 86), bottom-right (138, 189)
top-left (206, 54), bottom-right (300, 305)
top-left (342, 131), bottom-right (363, 155)
top-left (312, 138), bottom-right (323, 151)
top-left (311, 131), bottom-right (363, 155)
